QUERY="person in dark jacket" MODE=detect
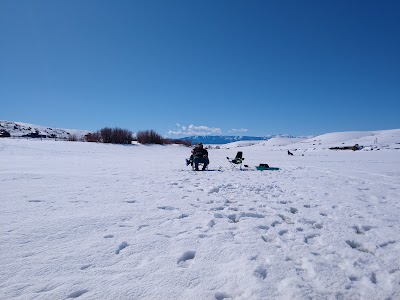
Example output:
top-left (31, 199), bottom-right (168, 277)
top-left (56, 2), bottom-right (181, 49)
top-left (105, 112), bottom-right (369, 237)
top-left (192, 143), bottom-right (209, 171)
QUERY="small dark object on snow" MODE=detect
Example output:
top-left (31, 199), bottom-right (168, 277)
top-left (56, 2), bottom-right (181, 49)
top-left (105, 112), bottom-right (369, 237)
top-left (329, 144), bottom-right (363, 151)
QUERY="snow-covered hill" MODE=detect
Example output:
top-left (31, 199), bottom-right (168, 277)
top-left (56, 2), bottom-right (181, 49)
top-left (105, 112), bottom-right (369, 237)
top-left (286, 129), bottom-right (400, 151)
top-left (219, 129), bottom-right (400, 152)
top-left (0, 120), bottom-right (89, 139)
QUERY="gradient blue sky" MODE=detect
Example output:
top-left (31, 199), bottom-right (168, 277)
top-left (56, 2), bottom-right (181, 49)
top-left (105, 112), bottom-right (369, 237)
top-left (1, 0), bottom-right (399, 137)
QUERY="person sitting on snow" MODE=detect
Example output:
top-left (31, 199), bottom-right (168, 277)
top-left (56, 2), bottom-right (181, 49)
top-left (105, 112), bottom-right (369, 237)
top-left (191, 143), bottom-right (209, 171)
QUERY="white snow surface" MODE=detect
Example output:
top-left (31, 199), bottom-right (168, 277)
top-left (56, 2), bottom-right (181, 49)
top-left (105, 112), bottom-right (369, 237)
top-left (1, 131), bottom-right (400, 300)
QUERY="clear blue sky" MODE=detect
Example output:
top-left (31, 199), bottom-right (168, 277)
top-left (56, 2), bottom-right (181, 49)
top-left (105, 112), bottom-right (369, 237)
top-left (1, 0), bottom-right (399, 137)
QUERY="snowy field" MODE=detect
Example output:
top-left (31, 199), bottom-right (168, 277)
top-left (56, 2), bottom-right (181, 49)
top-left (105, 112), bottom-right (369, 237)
top-left (1, 133), bottom-right (400, 300)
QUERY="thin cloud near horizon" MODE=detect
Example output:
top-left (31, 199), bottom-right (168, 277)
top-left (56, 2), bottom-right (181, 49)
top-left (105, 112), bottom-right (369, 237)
top-left (168, 124), bottom-right (222, 136)
top-left (229, 128), bottom-right (248, 133)
top-left (168, 124), bottom-right (251, 136)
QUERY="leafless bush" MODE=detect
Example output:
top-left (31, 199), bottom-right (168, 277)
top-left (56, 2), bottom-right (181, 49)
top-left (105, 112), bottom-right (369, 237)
top-left (100, 127), bottom-right (113, 143)
top-left (85, 128), bottom-right (132, 144)
top-left (98, 127), bottom-right (132, 144)
top-left (110, 128), bottom-right (133, 144)
top-left (68, 134), bottom-right (78, 141)
top-left (136, 130), bottom-right (163, 144)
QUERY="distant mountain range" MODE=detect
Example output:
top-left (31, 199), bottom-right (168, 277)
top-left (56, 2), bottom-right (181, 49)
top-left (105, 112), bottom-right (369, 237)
top-left (180, 134), bottom-right (296, 144)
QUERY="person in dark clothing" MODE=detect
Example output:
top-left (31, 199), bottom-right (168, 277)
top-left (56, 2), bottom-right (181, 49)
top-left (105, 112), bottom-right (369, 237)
top-left (192, 143), bottom-right (209, 171)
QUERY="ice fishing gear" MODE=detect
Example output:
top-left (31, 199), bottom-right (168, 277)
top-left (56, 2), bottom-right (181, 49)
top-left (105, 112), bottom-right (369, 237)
top-left (227, 151), bottom-right (245, 169)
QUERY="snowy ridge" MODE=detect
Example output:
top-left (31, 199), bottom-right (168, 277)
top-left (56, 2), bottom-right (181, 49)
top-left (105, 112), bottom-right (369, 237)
top-left (220, 129), bottom-right (400, 152)
top-left (289, 129), bottom-right (400, 151)
top-left (0, 120), bottom-right (89, 139)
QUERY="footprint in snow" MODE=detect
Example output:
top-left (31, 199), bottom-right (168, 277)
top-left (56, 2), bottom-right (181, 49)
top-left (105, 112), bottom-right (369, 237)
top-left (271, 220), bottom-right (281, 227)
top-left (241, 212), bottom-right (265, 218)
top-left (215, 292), bottom-right (230, 300)
top-left (138, 225), bottom-right (149, 231)
top-left (80, 264), bottom-right (91, 270)
top-left (208, 185), bottom-right (222, 194)
top-left (345, 240), bottom-right (374, 254)
top-left (254, 265), bottom-right (268, 280)
top-left (207, 220), bottom-right (216, 228)
top-left (177, 251), bottom-right (196, 268)
top-left (115, 242), bottom-right (128, 254)
top-left (314, 223), bottom-right (323, 229)
top-left (278, 214), bottom-right (294, 224)
top-left (352, 225), bottom-right (373, 234)
top-left (370, 272), bottom-right (377, 284)
top-left (67, 289), bottom-right (88, 298)
top-left (379, 240), bottom-right (395, 248)
top-left (261, 236), bottom-right (271, 243)
top-left (253, 225), bottom-right (269, 233)
top-left (304, 234), bottom-right (319, 244)
top-left (210, 206), bottom-right (225, 211)
top-left (278, 229), bottom-right (288, 236)
top-left (227, 214), bottom-right (240, 223)
top-left (157, 206), bottom-right (177, 210)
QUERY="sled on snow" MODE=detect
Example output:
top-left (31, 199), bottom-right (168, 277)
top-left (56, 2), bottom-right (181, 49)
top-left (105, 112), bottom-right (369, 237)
top-left (255, 163), bottom-right (280, 171)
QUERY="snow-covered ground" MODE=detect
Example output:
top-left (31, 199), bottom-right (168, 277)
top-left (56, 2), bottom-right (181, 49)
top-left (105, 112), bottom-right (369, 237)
top-left (1, 132), bottom-right (400, 300)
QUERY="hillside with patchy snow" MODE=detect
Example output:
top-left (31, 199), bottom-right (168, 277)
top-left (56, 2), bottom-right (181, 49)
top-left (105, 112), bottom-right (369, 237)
top-left (0, 120), bottom-right (89, 139)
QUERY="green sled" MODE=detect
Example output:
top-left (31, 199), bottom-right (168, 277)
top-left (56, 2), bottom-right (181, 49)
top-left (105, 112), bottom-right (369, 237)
top-left (255, 166), bottom-right (280, 171)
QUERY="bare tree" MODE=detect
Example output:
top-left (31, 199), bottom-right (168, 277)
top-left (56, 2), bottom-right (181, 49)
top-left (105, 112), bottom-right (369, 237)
top-left (68, 134), bottom-right (78, 141)
top-left (110, 128), bottom-right (133, 144)
top-left (100, 127), bottom-right (113, 143)
top-left (136, 130), bottom-right (163, 144)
